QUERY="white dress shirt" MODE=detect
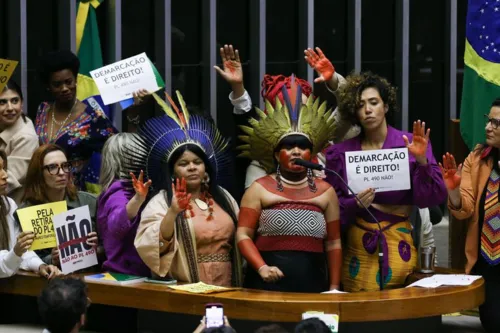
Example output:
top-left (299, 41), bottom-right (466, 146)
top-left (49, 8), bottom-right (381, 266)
top-left (0, 197), bottom-right (44, 278)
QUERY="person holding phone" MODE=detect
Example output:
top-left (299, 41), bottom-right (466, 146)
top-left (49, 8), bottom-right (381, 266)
top-left (193, 305), bottom-right (235, 333)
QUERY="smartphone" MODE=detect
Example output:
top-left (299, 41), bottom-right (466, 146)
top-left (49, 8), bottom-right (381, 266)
top-left (144, 278), bottom-right (177, 285)
top-left (205, 303), bottom-right (224, 328)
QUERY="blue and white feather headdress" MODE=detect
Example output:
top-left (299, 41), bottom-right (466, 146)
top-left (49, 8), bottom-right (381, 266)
top-left (127, 90), bottom-right (231, 190)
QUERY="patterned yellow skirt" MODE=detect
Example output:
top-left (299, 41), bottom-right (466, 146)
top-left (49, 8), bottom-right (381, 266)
top-left (342, 218), bottom-right (417, 292)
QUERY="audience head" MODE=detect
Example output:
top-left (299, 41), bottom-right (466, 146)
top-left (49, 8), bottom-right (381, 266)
top-left (261, 74), bottom-right (312, 107)
top-left (38, 277), bottom-right (89, 333)
top-left (273, 134), bottom-right (313, 173)
top-left (294, 318), bottom-right (331, 333)
top-left (255, 324), bottom-right (290, 333)
top-left (338, 71), bottom-right (397, 132)
top-left (0, 79), bottom-right (26, 129)
top-left (39, 50), bottom-right (80, 105)
top-left (485, 98), bottom-right (500, 148)
top-left (99, 133), bottom-right (139, 191)
top-left (23, 144), bottom-right (76, 203)
top-left (0, 150), bottom-right (10, 250)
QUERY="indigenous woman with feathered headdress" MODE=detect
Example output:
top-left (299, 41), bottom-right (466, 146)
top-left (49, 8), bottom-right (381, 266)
top-left (132, 92), bottom-right (242, 287)
top-left (236, 78), bottom-right (342, 293)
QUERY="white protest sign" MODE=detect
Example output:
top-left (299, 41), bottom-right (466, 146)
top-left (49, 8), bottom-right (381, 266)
top-left (345, 148), bottom-right (411, 193)
top-left (90, 52), bottom-right (161, 105)
top-left (53, 206), bottom-right (98, 274)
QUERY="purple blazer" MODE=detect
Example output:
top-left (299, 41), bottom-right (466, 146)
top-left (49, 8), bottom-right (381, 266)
top-left (97, 180), bottom-right (150, 276)
top-left (325, 126), bottom-right (447, 227)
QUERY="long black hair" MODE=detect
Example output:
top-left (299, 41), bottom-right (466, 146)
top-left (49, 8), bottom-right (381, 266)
top-left (159, 144), bottom-right (238, 225)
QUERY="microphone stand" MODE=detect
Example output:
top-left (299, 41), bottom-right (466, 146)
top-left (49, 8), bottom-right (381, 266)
top-left (321, 166), bottom-right (386, 291)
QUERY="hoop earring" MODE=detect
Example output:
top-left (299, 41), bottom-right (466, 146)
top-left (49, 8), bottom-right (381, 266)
top-left (276, 165), bottom-right (284, 192)
top-left (307, 168), bottom-right (317, 192)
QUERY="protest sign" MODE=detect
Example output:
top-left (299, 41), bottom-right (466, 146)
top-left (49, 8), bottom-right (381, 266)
top-left (53, 206), bottom-right (98, 274)
top-left (345, 148), bottom-right (410, 193)
top-left (90, 52), bottom-right (164, 105)
top-left (17, 201), bottom-right (67, 250)
top-left (0, 58), bottom-right (18, 92)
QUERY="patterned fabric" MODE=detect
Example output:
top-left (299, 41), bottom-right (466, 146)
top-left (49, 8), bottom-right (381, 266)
top-left (35, 96), bottom-right (117, 193)
top-left (481, 168), bottom-right (500, 265)
top-left (342, 217), bottom-right (417, 292)
top-left (255, 201), bottom-right (326, 253)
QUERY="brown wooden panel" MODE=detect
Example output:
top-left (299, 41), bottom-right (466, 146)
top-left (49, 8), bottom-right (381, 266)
top-left (0, 271), bottom-right (484, 323)
top-left (448, 119), bottom-right (470, 270)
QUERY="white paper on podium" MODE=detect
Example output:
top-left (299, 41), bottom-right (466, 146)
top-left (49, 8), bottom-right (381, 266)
top-left (406, 274), bottom-right (482, 288)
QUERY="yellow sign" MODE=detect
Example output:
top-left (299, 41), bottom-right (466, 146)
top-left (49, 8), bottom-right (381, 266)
top-left (168, 282), bottom-right (239, 294)
top-left (17, 201), bottom-right (68, 251)
top-left (0, 58), bottom-right (18, 92)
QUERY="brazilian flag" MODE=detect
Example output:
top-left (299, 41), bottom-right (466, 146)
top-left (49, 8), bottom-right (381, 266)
top-left (460, 0), bottom-right (500, 149)
top-left (75, 0), bottom-right (103, 105)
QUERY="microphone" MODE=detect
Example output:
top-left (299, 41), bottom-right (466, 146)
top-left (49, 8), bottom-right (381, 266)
top-left (294, 159), bottom-right (386, 291)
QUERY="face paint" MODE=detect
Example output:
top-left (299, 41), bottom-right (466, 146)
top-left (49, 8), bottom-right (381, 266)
top-left (279, 149), bottom-right (311, 173)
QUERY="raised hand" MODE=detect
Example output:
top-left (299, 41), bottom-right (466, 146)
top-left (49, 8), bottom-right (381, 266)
top-left (132, 89), bottom-right (150, 106)
top-left (51, 247), bottom-right (60, 266)
top-left (171, 178), bottom-right (194, 218)
top-left (439, 153), bottom-right (462, 190)
top-left (304, 47), bottom-right (335, 83)
top-left (130, 170), bottom-right (152, 199)
top-left (213, 44), bottom-right (243, 85)
top-left (403, 120), bottom-right (430, 164)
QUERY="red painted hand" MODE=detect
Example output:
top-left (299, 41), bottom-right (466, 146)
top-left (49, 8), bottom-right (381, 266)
top-left (439, 153), bottom-right (462, 190)
top-left (304, 47), bottom-right (335, 83)
top-left (403, 120), bottom-right (430, 162)
top-left (171, 178), bottom-right (194, 218)
top-left (130, 170), bottom-right (152, 199)
top-left (213, 44), bottom-right (243, 85)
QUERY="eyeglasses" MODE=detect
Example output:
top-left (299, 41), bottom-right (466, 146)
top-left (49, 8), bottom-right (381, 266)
top-left (43, 162), bottom-right (72, 175)
top-left (485, 114), bottom-right (500, 129)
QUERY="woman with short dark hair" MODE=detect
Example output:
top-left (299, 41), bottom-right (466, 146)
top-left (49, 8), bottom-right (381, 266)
top-left (35, 50), bottom-right (117, 194)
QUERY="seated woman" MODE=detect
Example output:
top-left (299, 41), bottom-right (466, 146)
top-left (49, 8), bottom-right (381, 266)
top-left (215, 45), bottom-right (360, 188)
top-left (97, 133), bottom-right (151, 276)
top-left (35, 50), bottom-right (118, 194)
top-left (16, 144), bottom-right (99, 267)
top-left (325, 72), bottom-right (447, 292)
top-left (441, 98), bottom-right (500, 333)
top-left (134, 91), bottom-right (242, 286)
top-left (0, 150), bottom-right (59, 278)
top-left (236, 82), bottom-right (342, 292)
top-left (0, 80), bottom-right (39, 204)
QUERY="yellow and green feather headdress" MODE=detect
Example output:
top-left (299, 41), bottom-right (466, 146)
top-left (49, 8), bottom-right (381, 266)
top-left (237, 75), bottom-right (337, 173)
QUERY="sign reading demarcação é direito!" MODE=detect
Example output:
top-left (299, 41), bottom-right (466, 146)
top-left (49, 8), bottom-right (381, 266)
top-left (345, 148), bottom-right (411, 193)
top-left (90, 52), bottom-right (162, 105)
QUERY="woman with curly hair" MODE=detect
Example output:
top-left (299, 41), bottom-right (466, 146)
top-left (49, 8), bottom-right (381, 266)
top-left (325, 72), bottom-right (447, 291)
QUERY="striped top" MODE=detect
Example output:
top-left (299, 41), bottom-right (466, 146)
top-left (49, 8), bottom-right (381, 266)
top-left (255, 201), bottom-right (326, 253)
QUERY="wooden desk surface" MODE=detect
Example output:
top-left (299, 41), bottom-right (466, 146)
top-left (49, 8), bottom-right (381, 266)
top-left (0, 271), bottom-right (484, 323)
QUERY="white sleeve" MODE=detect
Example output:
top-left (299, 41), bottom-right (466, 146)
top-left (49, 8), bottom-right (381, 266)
top-left (0, 249), bottom-right (23, 278)
top-left (19, 250), bottom-right (44, 273)
top-left (229, 90), bottom-right (253, 114)
top-left (244, 161), bottom-right (267, 189)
